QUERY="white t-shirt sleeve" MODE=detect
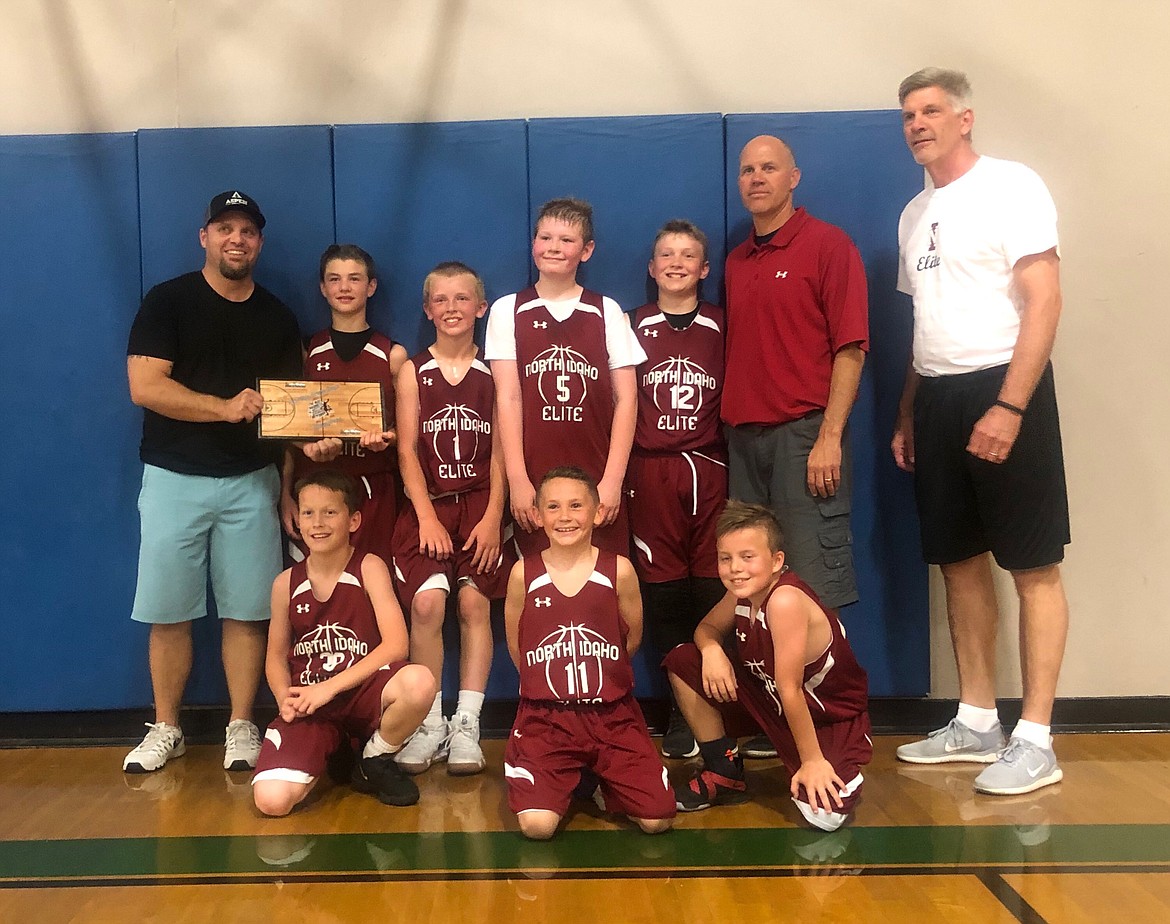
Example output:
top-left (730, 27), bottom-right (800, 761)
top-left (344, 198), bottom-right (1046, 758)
top-left (484, 293), bottom-right (519, 361)
top-left (602, 296), bottom-right (648, 369)
top-left (1002, 165), bottom-right (1060, 266)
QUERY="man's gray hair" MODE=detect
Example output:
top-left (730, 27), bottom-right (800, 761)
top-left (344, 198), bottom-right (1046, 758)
top-left (898, 67), bottom-right (972, 111)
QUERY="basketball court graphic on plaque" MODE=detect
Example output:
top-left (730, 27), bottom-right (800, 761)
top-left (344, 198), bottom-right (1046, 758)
top-left (258, 379), bottom-right (386, 440)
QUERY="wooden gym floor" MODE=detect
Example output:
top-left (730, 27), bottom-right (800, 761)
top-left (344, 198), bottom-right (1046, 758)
top-left (1, 733), bottom-right (1168, 923)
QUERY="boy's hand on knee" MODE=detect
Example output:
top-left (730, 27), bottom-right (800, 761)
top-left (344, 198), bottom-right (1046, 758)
top-left (792, 757), bottom-right (846, 813)
top-left (465, 518), bottom-right (501, 573)
top-left (701, 647), bottom-right (738, 702)
top-left (284, 683), bottom-right (338, 717)
top-left (418, 517), bottom-right (454, 559)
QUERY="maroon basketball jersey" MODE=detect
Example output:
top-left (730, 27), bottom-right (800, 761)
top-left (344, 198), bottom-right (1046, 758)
top-left (513, 288), bottom-right (613, 483)
top-left (302, 329), bottom-right (397, 477)
top-left (412, 350), bottom-right (495, 496)
top-left (734, 571), bottom-right (868, 724)
top-left (632, 302), bottom-right (726, 453)
top-left (516, 550), bottom-right (633, 704)
top-left (286, 552), bottom-right (383, 686)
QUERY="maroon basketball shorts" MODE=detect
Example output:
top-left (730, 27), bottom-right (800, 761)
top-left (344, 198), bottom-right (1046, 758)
top-left (627, 450), bottom-right (727, 583)
top-left (391, 488), bottom-right (513, 606)
top-left (512, 504), bottom-right (630, 560)
top-left (504, 695), bottom-right (676, 820)
top-left (663, 644), bottom-right (871, 814)
top-left (289, 469), bottom-right (399, 566)
top-left (252, 662), bottom-right (405, 783)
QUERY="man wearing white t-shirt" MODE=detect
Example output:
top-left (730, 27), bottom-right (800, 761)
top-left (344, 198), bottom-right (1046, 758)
top-left (891, 68), bottom-right (1070, 796)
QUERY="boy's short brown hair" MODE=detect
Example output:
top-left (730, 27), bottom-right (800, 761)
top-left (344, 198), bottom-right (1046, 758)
top-left (653, 219), bottom-right (709, 263)
top-left (293, 470), bottom-right (361, 515)
top-left (535, 197), bottom-right (594, 243)
top-left (538, 464), bottom-right (600, 504)
top-left (422, 260), bottom-right (486, 305)
top-left (319, 243), bottom-right (376, 282)
top-left (716, 500), bottom-right (785, 553)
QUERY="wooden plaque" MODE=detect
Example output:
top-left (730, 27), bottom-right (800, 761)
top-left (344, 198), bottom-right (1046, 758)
top-left (258, 379), bottom-right (386, 440)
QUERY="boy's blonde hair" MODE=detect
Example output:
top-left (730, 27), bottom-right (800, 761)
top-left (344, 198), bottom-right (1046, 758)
top-left (716, 500), bottom-right (785, 554)
top-left (535, 197), bottom-right (594, 243)
top-left (422, 260), bottom-right (485, 304)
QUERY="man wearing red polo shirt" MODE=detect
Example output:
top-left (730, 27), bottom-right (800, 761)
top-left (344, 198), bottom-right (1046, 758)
top-left (723, 135), bottom-right (869, 616)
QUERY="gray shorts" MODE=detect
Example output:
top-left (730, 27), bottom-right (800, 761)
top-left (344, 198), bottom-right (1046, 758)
top-left (725, 414), bottom-right (857, 608)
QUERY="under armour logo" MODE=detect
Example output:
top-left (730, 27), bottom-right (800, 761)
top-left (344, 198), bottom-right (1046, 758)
top-left (513, 729), bottom-right (523, 739)
top-left (296, 603), bottom-right (311, 614)
top-left (775, 271), bottom-right (788, 279)
top-left (736, 629), bottom-right (746, 642)
top-left (534, 597), bottom-right (552, 607)
top-left (533, 320), bottom-right (547, 329)
top-left (317, 362), bottom-right (330, 371)
top-left (422, 376), bottom-right (433, 386)
top-left (644, 328), bottom-right (658, 337)
top-left (626, 488), bottom-right (635, 498)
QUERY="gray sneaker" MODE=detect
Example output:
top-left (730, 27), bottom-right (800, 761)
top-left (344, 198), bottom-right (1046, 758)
top-left (224, 719), bottom-right (261, 771)
top-left (124, 722), bottom-right (186, 773)
top-left (446, 711), bottom-right (486, 776)
top-left (974, 737), bottom-right (1063, 795)
top-left (896, 719), bottom-right (1006, 764)
top-left (394, 721), bottom-right (449, 774)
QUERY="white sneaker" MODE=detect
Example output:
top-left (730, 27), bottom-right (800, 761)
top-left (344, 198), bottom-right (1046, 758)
top-left (395, 721), bottom-right (450, 775)
top-left (446, 711), bottom-right (486, 776)
top-left (124, 722), bottom-right (185, 773)
top-left (224, 719), bottom-right (261, 771)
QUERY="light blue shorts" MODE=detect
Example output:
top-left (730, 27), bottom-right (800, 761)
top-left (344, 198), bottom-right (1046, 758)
top-left (131, 464), bottom-right (283, 624)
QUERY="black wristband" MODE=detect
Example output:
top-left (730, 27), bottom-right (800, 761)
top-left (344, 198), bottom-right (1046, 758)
top-left (994, 399), bottom-right (1025, 416)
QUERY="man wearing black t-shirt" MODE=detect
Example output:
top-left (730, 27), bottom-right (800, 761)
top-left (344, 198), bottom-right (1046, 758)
top-left (124, 191), bottom-right (302, 774)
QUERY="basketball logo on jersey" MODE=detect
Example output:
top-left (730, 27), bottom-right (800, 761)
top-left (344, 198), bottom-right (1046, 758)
top-left (523, 344), bottom-right (599, 423)
top-left (292, 621), bottom-right (369, 685)
top-left (525, 621), bottom-right (621, 702)
top-left (641, 354), bottom-right (717, 432)
top-left (421, 402), bottom-right (490, 481)
top-left (744, 657), bottom-right (784, 716)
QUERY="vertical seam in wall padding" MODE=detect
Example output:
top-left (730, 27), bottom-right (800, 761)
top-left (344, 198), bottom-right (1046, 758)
top-left (135, 130), bottom-right (145, 302)
top-left (329, 124), bottom-right (338, 242)
top-left (524, 119), bottom-right (533, 288)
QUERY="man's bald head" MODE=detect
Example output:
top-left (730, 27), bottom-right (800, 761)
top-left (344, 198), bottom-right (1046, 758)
top-left (737, 135), bottom-right (801, 234)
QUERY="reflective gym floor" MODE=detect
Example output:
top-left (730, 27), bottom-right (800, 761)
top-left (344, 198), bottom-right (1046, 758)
top-left (2, 733), bottom-right (1168, 922)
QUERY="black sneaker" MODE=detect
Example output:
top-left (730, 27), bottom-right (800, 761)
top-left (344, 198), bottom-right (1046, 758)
top-left (741, 734), bottom-right (778, 759)
top-left (354, 753), bottom-right (420, 807)
top-left (662, 707), bottom-right (699, 759)
top-left (675, 766), bottom-right (748, 812)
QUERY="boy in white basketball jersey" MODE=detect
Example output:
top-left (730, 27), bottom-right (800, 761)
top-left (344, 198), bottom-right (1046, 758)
top-left (485, 198), bottom-right (646, 559)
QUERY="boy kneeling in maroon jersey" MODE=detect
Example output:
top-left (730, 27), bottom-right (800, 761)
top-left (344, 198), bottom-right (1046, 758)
top-left (503, 466), bottom-right (676, 840)
top-left (665, 501), bottom-right (872, 831)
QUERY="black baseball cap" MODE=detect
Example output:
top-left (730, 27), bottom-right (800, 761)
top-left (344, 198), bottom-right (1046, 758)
top-left (204, 190), bottom-right (266, 230)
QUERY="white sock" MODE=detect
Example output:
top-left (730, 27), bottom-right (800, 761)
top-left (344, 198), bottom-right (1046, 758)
top-left (362, 731), bottom-right (399, 758)
top-left (1011, 720), bottom-right (1052, 749)
top-left (956, 702), bottom-right (1000, 733)
top-left (425, 691), bottom-right (444, 727)
top-left (456, 690), bottom-right (485, 718)
top-left (794, 799), bottom-right (848, 832)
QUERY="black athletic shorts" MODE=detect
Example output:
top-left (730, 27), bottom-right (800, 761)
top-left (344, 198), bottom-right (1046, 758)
top-left (913, 362), bottom-right (1069, 570)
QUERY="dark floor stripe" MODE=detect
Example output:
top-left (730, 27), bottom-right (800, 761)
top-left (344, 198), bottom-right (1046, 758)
top-left (2, 824), bottom-right (1168, 883)
top-left (4, 862), bottom-right (1170, 891)
top-left (975, 869), bottom-right (1049, 924)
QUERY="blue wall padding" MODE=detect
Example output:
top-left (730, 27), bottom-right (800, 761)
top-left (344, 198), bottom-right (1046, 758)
top-left (0, 111), bottom-right (929, 712)
top-left (333, 120), bottom-right (531, 353)
top-left (137, 125), bottom-right (336, 333)
top-left (0, 133), bottom-right (146, 709)
top-left (725, 112), bottom-right (929, 694)
top-left (528, 114), bottom-right (728, 313)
